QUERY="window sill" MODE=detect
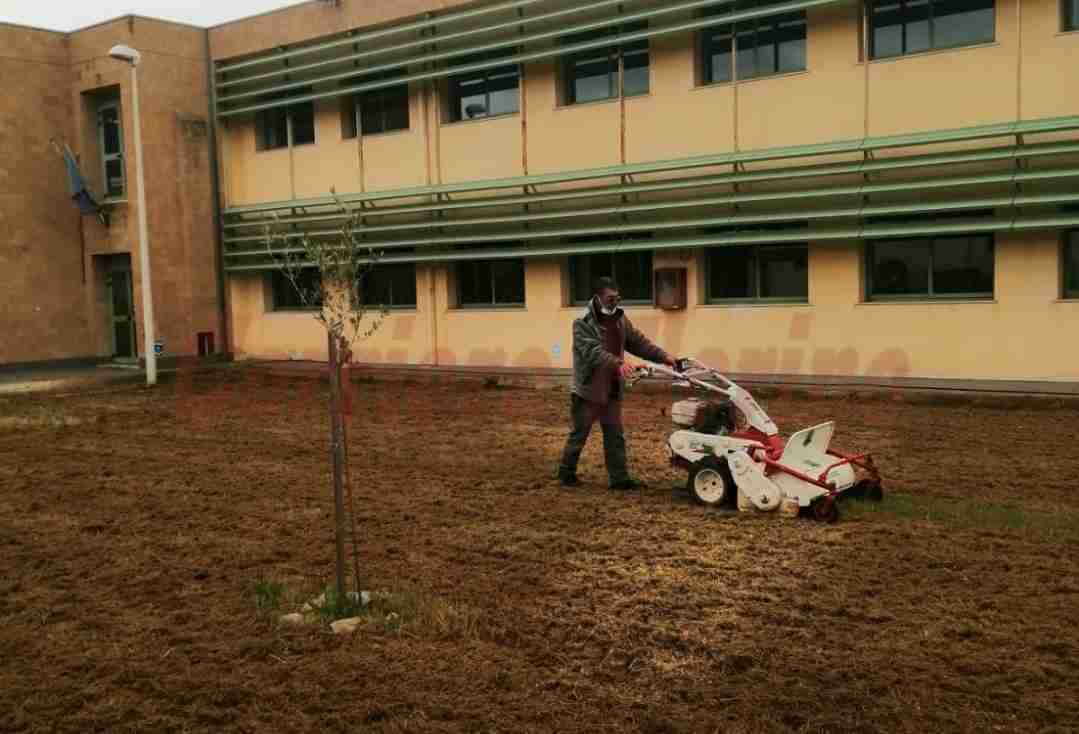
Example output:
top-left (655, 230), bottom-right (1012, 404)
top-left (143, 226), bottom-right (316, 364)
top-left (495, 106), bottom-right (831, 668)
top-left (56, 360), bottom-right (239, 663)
top-left (450, 304), bottom-right (526, 311)
top-left (360, 305), bottom-right (418, 312)
top-left (267, 308), bottom-right (322, 315)
top-left (344, 128), bottom-right (412, 142)
top-left (441, 111), bottom-right (520, 128)
top-left (555, 93), bottom-right (650, 112)
top-left (693, 69), bottom-right (809, 91)
top-left (701, 300), bottom-right (811, 309)
top-left (864, 40), bottom-right (999, 66)
top-left (255, 147), bottom-right (289, 155)
top-left (1058, 28), bottom-right (1079, 37)
top-left (857, 298), bottom-right (996, 305)
top-left (1055, 297), bottom-right (1079, 302)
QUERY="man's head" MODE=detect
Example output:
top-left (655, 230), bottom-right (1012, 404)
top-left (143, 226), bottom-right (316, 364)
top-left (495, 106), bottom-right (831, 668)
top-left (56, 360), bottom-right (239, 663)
top-left (593, 276), bottom-right (621, 315)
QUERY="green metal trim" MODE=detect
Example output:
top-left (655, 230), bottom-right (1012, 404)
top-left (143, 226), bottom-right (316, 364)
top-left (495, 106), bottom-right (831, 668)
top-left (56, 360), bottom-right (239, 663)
top-left (216, 0), bottom-right (842, 115)
top-left (220, 0), bottom-right (661, 90)
top-left (224, 214), bottom-right (1079, 270)
top-left (222, 169), bottom-right (1079, 245)
top-left (223, 115), bottom-right (1079, 215)
top-left (223, 139), bottom-right (1079, 229)
top-left (216, 0), bottom-right (550, 74)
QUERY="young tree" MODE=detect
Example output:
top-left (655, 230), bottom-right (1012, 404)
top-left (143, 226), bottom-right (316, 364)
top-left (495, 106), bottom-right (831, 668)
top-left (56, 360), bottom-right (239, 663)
top-left (264, 196), bottom-right (387, 614)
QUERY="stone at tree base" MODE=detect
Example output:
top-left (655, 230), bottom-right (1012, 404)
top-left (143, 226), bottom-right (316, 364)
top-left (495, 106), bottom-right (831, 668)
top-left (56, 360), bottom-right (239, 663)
top-left (280, 613), bottom-right (306, 626)
top-left (331, 617), bottom-right (364, 635)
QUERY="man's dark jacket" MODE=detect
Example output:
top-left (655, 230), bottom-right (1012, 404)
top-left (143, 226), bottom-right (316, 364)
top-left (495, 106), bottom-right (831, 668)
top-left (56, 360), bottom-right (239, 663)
top-left (571, 298), bottom-right (670, 405)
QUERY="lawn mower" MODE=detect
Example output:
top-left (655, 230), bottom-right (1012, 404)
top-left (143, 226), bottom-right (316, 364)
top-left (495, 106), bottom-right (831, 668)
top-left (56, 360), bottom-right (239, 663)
top-left (627, 359), bottom-right (883, 522)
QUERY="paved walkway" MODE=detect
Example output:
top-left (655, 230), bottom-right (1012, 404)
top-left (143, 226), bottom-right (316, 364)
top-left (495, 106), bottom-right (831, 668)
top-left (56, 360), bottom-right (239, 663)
top-left (0, 363), bottom-right (149, 396)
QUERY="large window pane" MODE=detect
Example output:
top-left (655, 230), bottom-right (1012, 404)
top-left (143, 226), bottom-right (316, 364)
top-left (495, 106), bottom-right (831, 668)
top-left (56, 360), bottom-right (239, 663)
top-left (906, 0), bottom-right (932, 53)
top-left (871, 0), bottom-right (905, 57)
top-left (358, 86), bottom-right (410, 135)
top-left (759, 246), bottom-right (808, 299)
top-left (290, 102), bottom-right (315, 145)
top-left (776, 14), bottom-right (808, 71)
top-left (933, 0), bottom-right (995, 49)
top-left (256, 108), bottom-right (288, 151)
top-left (449, 61), bottom-right (520, 121)
top-left (361, 264), bottom-right (416, 308)
top-left (932, 236), bottom-right (994, 295)
top-left (1065, 231), bottom-right (1079, 297)
top-left (703, 26), bottom-right (733, 84)
top-left (622, 42), bottom-right (650, 96)
top-left (570, 52), bottom-right (615, 103)
top-left (1067, 0), bottom-right (1079, 31)
top-left (870, 240), bottom-right (932, 297)
top-left (487, 67), bottom-right (521, 116)
top-left (100, 106), bottom-right (122, 155)
top-left (709, 246), bottom-right (757, 299)
top-left (492, 259), bottom-right (526, 305)
top-left (458, 261), bottom-right (494, 305)
top-left (104, 159), bottom-right (124, 199)
top-left (271, 269), bottom-right (322, 311)
top-left (570, 251), bottom-right (653, 304)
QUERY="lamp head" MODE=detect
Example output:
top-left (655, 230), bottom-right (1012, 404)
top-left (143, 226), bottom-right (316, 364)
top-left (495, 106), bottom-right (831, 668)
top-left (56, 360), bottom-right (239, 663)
top-left (108, 44), bottom-right (141, 66)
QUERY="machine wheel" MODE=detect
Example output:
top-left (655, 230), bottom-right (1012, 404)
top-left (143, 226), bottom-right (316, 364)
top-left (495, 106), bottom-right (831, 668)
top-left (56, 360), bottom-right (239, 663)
top-left (812, 497), bottom-right (840, 523)
top-left (849, 479), bottom-right (884, 502)
top-left (687, 457), bottom-right (735, 507)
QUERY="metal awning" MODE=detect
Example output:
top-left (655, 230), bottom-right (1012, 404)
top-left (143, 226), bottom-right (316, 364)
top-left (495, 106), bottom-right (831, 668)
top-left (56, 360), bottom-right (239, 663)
top-left (214, 0), bottom-right (848, 117)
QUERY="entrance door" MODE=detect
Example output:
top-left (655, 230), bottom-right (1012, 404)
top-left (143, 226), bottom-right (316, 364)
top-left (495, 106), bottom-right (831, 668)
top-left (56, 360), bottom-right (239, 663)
top-left (106, 266), bottom-right (137, 362)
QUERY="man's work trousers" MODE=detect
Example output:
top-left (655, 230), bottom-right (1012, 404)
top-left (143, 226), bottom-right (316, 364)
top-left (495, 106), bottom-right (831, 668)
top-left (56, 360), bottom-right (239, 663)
top-left (558, 394), bottom-right (629, 483)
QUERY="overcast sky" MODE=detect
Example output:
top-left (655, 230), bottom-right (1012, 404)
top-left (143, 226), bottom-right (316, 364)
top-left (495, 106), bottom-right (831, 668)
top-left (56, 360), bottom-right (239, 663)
top-left (0, 0), bottom-right (311, 32)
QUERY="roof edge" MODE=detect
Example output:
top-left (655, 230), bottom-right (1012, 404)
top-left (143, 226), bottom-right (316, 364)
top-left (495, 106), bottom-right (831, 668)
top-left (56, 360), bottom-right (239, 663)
top-left (207, 1), bottom-right (320, 30)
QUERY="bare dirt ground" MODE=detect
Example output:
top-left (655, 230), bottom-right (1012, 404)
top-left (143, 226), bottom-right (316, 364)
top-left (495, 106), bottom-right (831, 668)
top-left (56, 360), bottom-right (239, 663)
top-left (1, 367), bottom-right (1077, 733)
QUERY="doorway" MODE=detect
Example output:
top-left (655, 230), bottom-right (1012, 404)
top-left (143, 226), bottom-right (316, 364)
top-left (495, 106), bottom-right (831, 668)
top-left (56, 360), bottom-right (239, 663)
top-left (105, 256), bottom-right (137, 362)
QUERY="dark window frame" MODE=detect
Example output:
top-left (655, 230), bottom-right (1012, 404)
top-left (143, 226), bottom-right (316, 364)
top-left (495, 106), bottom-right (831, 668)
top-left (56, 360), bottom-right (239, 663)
top-left (865, 234), bottom-right (996, 301)
top-left (867, 0), bottom-right (996, 60)
top-left (562, 21), bottom-right (650, 106)
top-left (96, 97), bottom-right (126, 200)
top-left (269, 269), bottom-right (323, 312)
top-left (1065, 0), bottom-right (1079, 31)
top-left (357, 263), bottom-right (418, 310)
top-left (455, 259), bottom-right (527, 308)
top-left (1064, 230), bottom-right (1079, 299)
top-left (568, 245), bottom-right (654, 306)
top-left (699, 3), bottom-right (807, 85)
top-left (705, 243), bottom-right (810, 304)
top-left (255, 100), bottom-right (315, 151)
top-left (342, 83), bottom-right (410, 138)
top-left (445, 50), bottom-right (522, 122)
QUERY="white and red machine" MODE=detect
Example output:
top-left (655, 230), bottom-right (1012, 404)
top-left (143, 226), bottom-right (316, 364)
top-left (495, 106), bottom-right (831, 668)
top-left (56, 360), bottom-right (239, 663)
top-left (628, 359), bottom-right (883, 522)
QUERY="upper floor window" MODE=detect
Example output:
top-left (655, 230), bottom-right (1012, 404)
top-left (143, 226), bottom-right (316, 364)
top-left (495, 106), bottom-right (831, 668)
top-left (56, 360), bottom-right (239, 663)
top-left (700, 3), bottom-right (807, 84)
top-left (866, 234), bottom-right (994, 300)
top-left (868, 0), bottom-right (995, 59)
top-left (1064, 230), bottom-right (1079, 299)
top-left (359, 263), bottom-right (417, 309)
top-left (562, 21), bottom-right (649, 105)
top-left (1066, 0), bottom-right (1079, 30)
top-left (569, 243), bottom-right (653, 305)
top-left (446, 51), bottom-right (521, 121)
top-left (269, 269), bottom-right (322, 311)
top-left (256, 99), bottom-right (315, 151)
top-left (456, 259), bottom-right (526, 307)
top-left (706, 243), bottom-right (808, 303)
top-left (342, 85), bottom-right (409, 138)
top-left (96, 99), bottom-right (125, 200)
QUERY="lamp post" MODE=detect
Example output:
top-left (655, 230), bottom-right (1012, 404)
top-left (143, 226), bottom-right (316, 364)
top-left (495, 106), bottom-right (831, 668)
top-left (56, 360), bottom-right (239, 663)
top-left (109, 44), bottom-right (156, 386)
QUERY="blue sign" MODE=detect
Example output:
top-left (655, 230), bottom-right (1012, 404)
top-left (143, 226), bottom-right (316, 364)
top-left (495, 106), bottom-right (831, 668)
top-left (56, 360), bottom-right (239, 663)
top-left (153, 341), bottom-right (164, 356)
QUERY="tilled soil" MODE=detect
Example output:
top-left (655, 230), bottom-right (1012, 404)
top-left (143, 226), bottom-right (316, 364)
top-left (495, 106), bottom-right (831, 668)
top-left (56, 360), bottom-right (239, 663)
top-left (1, 368), bottom-right (1077, 733)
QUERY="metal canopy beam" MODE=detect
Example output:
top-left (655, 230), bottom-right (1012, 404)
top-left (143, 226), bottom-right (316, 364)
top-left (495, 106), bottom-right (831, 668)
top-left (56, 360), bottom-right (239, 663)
top-left (224, 214), bottom-right (1079, 270)
top-left (224, 191), bottom-right (1079, 257)
top-left (223, 114), bottom-right (1079, 216)
top-left (216, 0), bottom-right (845, 116)
top-left (222, 167), bottom-right (1079, 245)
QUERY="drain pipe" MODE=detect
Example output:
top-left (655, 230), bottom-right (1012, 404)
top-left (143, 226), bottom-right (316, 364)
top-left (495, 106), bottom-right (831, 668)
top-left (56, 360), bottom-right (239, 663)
top-left (204, 29), bottom-right (231, 360)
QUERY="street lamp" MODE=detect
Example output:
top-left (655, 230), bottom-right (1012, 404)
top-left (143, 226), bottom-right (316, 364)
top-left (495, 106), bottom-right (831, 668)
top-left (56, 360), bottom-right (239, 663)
top-left (109, 44), bottom-right (156, 386)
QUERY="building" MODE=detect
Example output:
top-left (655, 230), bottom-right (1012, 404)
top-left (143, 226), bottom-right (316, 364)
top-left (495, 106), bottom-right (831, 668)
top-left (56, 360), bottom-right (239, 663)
top-left (3, 0), bottom-right (1079, 389)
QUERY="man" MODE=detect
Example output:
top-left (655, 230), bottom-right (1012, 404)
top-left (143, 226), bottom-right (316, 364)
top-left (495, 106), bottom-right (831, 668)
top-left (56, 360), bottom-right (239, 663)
top-left (557, 277), bottom-right (679, 490)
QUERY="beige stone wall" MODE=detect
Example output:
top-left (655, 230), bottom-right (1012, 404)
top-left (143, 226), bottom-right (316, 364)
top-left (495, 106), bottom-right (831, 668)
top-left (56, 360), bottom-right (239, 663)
top-left (1, 17), bottom-right (222, 366)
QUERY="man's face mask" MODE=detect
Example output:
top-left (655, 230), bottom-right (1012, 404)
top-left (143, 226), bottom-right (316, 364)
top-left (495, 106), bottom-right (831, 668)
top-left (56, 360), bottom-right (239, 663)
top-left (597, 291), bottom-right (621, 316)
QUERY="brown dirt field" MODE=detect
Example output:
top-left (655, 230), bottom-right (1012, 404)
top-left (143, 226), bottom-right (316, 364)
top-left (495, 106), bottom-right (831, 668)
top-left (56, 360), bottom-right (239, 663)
top-left (1, 367), bottom-right (1078, 733)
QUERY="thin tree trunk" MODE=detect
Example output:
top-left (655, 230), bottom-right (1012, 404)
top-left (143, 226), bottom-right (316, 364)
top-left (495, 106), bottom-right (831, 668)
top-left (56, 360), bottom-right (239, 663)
top-left (328, 332), bottom-right (347, 615)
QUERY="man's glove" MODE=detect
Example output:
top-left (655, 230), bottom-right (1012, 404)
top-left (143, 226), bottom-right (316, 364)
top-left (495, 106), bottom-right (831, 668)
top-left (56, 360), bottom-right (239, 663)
top-left (674, 358), bottom-right (692, 373)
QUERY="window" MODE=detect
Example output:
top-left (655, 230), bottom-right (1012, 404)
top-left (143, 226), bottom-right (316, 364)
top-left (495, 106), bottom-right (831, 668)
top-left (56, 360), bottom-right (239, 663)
top-left (569, 247), bottom-right (653, 305)
top-left (1066, 0), bottom-right (1079, 30)
top-left (562, 21), bottom-right (649, 105)
top-left (707, 244), bottom-right (808, 302)
top-left (1064, 231), bottom-right (1079, 299)
top-left (256, 100), bottom-right (315, 151)
top-left (359, 263), bottom-right (417, 308)
top-left (867, 235), bottom-right (994, 299)
top-left (270, 269), bottom-right (322, 311)
top-left (446, 51), bottom-right (521, 122)
top-left (868, 0), bottom-right (994, 59)
top-left (97, 100), bottom-right (125, 199)
top-left (700, 3), bottom-right (806, 84)
top-left (341, 72), bottom-right (410, 137)
top-left (456, 259), bottom-right (525, 307)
